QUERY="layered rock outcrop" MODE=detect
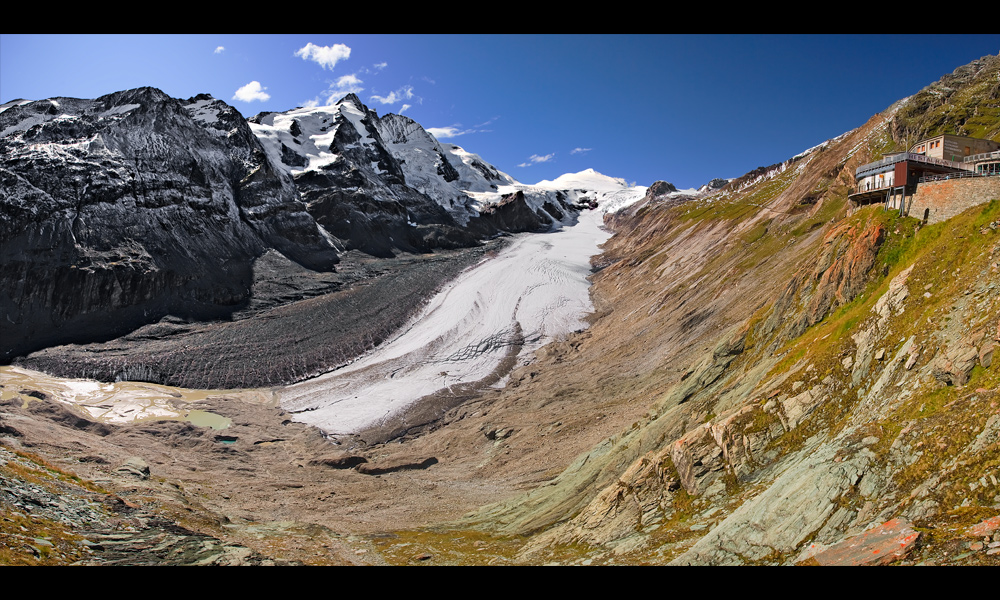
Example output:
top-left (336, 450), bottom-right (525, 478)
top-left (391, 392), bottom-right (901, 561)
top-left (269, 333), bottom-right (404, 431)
top-left (0, 88), bottom-right (339, 361)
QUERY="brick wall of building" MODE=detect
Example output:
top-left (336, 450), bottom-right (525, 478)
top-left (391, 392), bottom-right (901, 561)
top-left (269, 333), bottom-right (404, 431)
top-left (908, 176), bottom-right (1000, 224)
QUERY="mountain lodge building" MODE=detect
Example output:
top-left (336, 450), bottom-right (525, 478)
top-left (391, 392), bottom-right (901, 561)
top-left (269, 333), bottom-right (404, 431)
top-left (850, 133), bottom-right (1000, 216)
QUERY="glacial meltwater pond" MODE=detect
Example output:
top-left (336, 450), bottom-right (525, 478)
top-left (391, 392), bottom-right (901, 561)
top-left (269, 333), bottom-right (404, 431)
top-left (0, 365), bottom-right (270, 430)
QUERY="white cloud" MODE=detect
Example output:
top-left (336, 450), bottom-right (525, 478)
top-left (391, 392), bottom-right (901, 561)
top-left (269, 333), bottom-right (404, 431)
top-left (426, 126), bottom-right (464, 139)
top-left (426, 119), bottom-right (493, 139)
top-left (334, 74), bottom-right (363, 91)
top-left (359, 62), bottom-right (388, 75)
top-left (323, 74), bottom-right (365, 104)
top-left (295, 42), bottom-right (351, 70)
top-left (369, 85), bottom-right (414, 105)
top-left (571, 147), bottom-right (592, 154)
top-left (214, 46), bottom-right (225, 54)
top-left (232, 81), bottom-right (270, 103)
top-left (400, 103), bottom-right (411, 114)
top-left (517, 153), bottom-right (555, 167)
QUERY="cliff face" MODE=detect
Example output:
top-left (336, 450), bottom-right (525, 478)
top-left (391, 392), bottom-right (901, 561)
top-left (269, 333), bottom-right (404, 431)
top-left (0, 88), bottom-right (339, 361)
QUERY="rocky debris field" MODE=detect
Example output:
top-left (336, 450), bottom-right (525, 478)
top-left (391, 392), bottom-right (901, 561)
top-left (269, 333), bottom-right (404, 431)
top-left (0, 446), bottom-right (295, 565)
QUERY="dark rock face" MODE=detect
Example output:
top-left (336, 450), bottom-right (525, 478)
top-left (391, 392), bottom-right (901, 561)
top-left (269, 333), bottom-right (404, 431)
top-left (647, 180), bottom-right (678, 196)
top-left (703, 178), bottom-right (730, 191)
top-left (0, 87), bottom-right (338, 361)
top-left (469, 190), bottom-right (549, 234)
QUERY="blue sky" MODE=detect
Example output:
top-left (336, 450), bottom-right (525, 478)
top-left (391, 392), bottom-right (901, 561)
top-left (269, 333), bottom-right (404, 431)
top-left (2, 34), bottom-right (998, 189)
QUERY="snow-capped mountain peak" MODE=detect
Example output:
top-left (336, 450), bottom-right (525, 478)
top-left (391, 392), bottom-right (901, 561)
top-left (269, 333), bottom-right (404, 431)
top-left (249, 96), bottom-right (526, 226)
top-left (246, 94), bottom-right (655, 235)
top-left (526, 168), bottom-right (647, 215)
top-left (248, 102), bottom-right (352, 176)
top-left (376, 113), bottom-right (516, 197)
top-left (534, 168), bottom-right (630, 192)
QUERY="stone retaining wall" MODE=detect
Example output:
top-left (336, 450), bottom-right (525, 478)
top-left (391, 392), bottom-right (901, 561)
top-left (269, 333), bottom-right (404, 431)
top-left (908, 176), bottom-right (1000, 224)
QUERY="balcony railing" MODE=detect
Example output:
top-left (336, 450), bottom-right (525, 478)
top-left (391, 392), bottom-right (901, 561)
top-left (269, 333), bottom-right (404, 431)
top-left (965, 150), bottom-right (1000, 163)
top-left (919, 169), bottom-right (1000, 183)
top-left (855, 152), bottom-right (970, 178)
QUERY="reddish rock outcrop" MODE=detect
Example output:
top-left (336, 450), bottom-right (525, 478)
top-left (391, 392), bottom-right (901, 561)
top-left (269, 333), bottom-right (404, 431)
top-left (804, 220), bottom-right (887, 326)
top-left (966, 515), bottom-right (1000, 538)
top-left (811, 518), bottom-right (920, 566)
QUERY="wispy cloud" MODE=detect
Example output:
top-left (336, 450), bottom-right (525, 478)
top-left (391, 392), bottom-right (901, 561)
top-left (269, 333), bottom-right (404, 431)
top-left (295, 42), bottom-right (351, 70)
top-left (426, 119), bottom-right (494, 140)
top-left (571, 147), bottom-right (592, 154)
top-left (462, 116), bottom-right (500, 130)
top-left (309, 74), bottom-right (365, 105)
top-left (214, 46), bottom-right (225, 54)
top-left (300, 73), bottom-right (365, 108)
top-left (400, 104), bottom-right (411, 114)
top-left (517, 153), bottom-right (555, 167)
top-left (232, 81), bottom-right (270, 103)
top-left (369, 85), bottom-right (414, 105)
top-left (426, 126), bottom-right (465, 139)
top-left (358, 62), bottom-right (389, 75)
